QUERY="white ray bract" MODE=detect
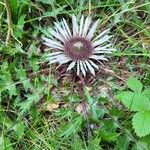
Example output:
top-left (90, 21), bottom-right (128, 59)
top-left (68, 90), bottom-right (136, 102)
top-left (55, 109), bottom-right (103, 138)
top-left (88, 60), bottom-right (99, 69)
top-left (94, 50), bottom-right (114, 54)
top-left (62, 18), bottom-right (72, 37)
top-left (54, 22), bottom-right (69, 40)
top-left (47, 54), bottom-right (70, 65)
top-left (45, 51), bottom-right (63, 57)
top-left (42, 37), bottom-right (63, 48)
top-left (80, 61), bottom-right (86, 76)
top-left (93, 28), bottom-right (110, 41)
top-left (94, 44), bottom-right (112, 51)
top-left (79, 15), bottom-right (84, 36)
top-left (93, 35), bottom-right (112, 47)
top-left (45, 53), bottom-right (66, 61)
top-left (87, 19), bottom-right (99, 39)
top-left (82, 17), bottom-right (91, 36)
top-left (77, 61), bottom-right (80, 76)
top-left (72, 14), bottom-right (79, 36)
top-left (47, 59), bottom-right (59, 64)
top-left (43, 42), bottom-right (63, 50)
top-left (85, 60), bottom-right (95, 76)
top-left (43, 15), bottom-right (114, 76)
top-left (67, 61), bottom-right (76, 71)
top-left (59, 57), bottom-right (71, 64)
top-left (90, 55), bottom-right (108, 61)
top-left (82, 61), bottom-right (87, 71)
top-left (48, 28), bottom-right (65, 43)
top-left (61, 21), bottom-right (70, 39)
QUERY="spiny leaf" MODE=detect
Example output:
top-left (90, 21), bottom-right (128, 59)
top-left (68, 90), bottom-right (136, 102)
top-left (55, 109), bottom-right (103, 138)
top-left (13, 15), bottom-right (26, 39)
top-left (16, 93), bottom-right (41, 115)
top-left (43, 6), bottom-right (66, 17)
top-left (60, 116), bottom-right (83, 138)
top-left (0, 71), bottom-right (17, 98)
top-left (15, 67), bottom-right (30, 91)
top-left (88, 137), bottom-right (102, 150)
top-left (132, 111), bottom-right (150, 137)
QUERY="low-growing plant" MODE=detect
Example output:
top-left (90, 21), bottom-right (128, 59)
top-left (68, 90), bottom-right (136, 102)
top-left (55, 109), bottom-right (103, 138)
top-left (117, 77), bottom-right (150, 137)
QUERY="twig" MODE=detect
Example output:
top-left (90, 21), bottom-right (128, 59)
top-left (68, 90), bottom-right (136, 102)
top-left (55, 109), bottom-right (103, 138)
top-left (4, 0), bottom-right (12, 46)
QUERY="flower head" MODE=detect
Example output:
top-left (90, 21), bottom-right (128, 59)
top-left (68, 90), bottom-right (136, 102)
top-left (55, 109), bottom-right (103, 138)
top-left (43, 14), bottom-right (115, 76)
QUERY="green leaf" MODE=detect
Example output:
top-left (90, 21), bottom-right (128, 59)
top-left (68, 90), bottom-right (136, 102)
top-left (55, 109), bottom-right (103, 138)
top-left (0, 135), bottom-right (14, 150)
top-left (132, 111), bottom-right (150, 137)
top-left (13, 121), bottom-right (26, 139)
top-left (0, 110), bottom-right (13, 129)
top-left (131, 141), bottom-right (149, 150)
top-left (127, 77), bottom-right (143, 93)
top-left (16, 93), bottom-right (41, 115)
top-left (142, 88), bottom-right (150, 98)
top-left (85, 87), bottom-right (102, 119)
top-left (88, 137), bottom-right (102, 150)
top-left (43, 6), bottom-right (66, 17)
top-left (13, 15), bottom-right (26, 38)
top-left (115, 135), bottom-right (131, 150)
top-left (60, 116), bottom-right (83, 138)
top-left (9, 0), bottom-right (19, 23)
top-left (37, 0), bottom-right (54, 5)
top-left (72, 136), bottom-right (83, 150)
top-left (0, 71), bottom-right (17, 98)
top-left (98, 120), bottom-right (118, 142)
top-left (117, 91), bottom-right (150, 111)
top-left (15, 67), bottom-right (30, 91)
top-left (117, 91), bottom-right (134, 109)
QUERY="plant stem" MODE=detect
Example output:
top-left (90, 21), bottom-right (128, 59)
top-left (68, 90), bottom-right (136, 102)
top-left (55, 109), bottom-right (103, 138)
top-left (4, 0), bottom-right (12, 46)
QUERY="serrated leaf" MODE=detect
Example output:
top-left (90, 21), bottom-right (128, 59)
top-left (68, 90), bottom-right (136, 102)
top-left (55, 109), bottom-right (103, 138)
top-left (117, 91), bottom-right (150, 111)
top-left (132, 111), bottom-right (150, 137)
top-left (127, 77), bottom-right (143, 93)
top-left (117, 91), bottom-right (134, 109)
top-left (142, 88), bottom-right (150, 98)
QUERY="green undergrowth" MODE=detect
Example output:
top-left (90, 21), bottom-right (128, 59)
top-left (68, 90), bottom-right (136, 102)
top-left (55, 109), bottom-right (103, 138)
top-left (1, 0), bottom-right (150, 149)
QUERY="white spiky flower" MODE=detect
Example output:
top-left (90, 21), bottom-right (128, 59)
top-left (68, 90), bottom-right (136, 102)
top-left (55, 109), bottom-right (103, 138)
top-left (42, 14), bottom-right (115, 76)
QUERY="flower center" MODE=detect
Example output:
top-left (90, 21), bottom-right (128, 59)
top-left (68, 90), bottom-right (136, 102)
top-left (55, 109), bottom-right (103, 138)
top-left (64, 37), bottom-right (93, 61)
top-left (72, 42), bottom-right (84, 52)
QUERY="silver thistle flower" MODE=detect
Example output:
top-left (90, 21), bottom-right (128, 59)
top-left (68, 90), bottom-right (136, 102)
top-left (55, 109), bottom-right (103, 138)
top-left (43, 14), bottom-right (115, 76)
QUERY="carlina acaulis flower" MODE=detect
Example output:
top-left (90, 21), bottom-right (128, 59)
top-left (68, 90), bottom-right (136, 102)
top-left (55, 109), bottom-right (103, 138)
top-left (42, 14), bottom-right (115, 76)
